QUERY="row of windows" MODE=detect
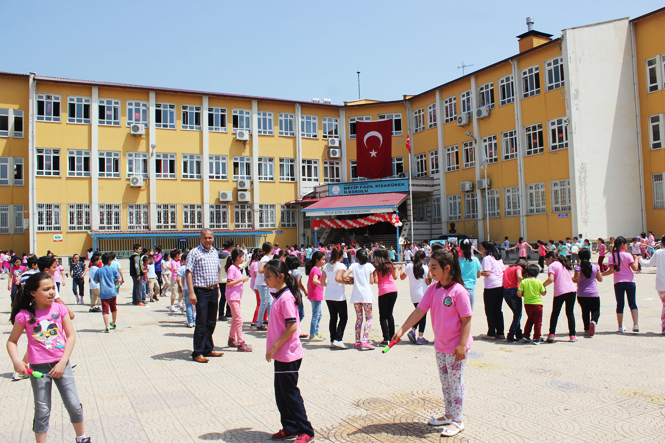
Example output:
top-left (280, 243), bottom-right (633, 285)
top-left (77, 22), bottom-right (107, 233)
top-left (35, 203), bottom-right (299, 232)
top-left (0, 205), bottom-right (24, 234)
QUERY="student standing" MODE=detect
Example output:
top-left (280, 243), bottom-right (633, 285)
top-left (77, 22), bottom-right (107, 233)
top-left (255, 242), bottom-right (275, 331)
top-left (603, 236), bottom-right (639, 333)
top-left (537, 241), bottom-right (548, 272)
top-left (517, 264), bottom-right (547, 344)
top-left (400, 250), bottom-right (430, 344)
top-left (458, 240), bottom-right (482, 310)
top-left (373, 248), bottom-right (402, 346)
top-left (161, 252), bottom-right (172, 298)
top-left (543, 252), bottom-right (577, 342)
top-left (343, 249), bottom-right (376, 350)
top-left (129, 244), bottom-right (144, 306)
top-left (146, 255), bottom-right (159, 303)
top-left (225, 249), bottom-right (252, 352)
top-left (639, 235), bottom-right (665, 334)
top-left (305, 251), bottom-right (325, 341)
top-left (572, 248), bottom-right (602, 336)
top-left (480, 242), bottom-right (505, 340)
top-left (70, 254), bottom-right (87, 305)
top-left (503, 259), bottom-right (527, 341)
top-left (88, 255), bottom-right (102, 313)
top-left (286, 256), bottom-right (308, 338)
top-left (94, 253), bottom-right (122, 333)
top-left (8, 256), bottom-right (26, 304)
top-left (153, 246), bottom-right (163, 294)
top-left (322, 247), bottom-right (349, 349)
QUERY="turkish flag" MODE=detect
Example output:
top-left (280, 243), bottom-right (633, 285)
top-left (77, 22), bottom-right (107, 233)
top-left (356, 119), bottom-right (392, 179)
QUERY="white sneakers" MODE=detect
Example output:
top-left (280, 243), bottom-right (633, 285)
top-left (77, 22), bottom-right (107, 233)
top-left (331, 340), bottom-right (347, 349)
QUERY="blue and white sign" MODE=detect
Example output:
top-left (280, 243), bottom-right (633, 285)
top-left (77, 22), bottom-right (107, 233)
top-left (329, 179), bottom-right (409, 196)
top-left (558, 214), bottom-right (569, 218)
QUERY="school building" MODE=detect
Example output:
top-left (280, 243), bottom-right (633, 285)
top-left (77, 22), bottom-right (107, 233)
top-left (1, 7), bottom-right (665, 256)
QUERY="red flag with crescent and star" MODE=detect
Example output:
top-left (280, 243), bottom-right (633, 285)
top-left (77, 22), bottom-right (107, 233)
top-left (356, 119), bottom-right (393, 179)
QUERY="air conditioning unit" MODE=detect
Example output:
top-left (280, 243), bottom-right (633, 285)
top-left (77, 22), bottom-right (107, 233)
top-left (219, 191), bottom-right (233, 202)
top-left (460, 181), bottom-right (474, 192)
top-left (457, 113), bottom-right (470, 126)
top-left (477, 178), bottom-right (491, 190)
top-left (237, 179), bottom-right (251, 190)
top-left (129, 175), bottom-right (144, 187)
top-left (236, 129), bottom-right (250, 141)
top-left (130, 123), bottom-right (145, 136)
top-left (328, 148), bottom-right (341, 159)
top-left (476, 106), bottom-right (491, 119)
top-left (237, 191), bottom-right (251, 202)
top-left (328, 138), bottom-right (340, 148)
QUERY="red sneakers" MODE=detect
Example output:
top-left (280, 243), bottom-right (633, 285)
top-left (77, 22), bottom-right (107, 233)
top-left (271, 429), bottom-right (295, 440)
top-left (294, 435), bottom-right (315, 442)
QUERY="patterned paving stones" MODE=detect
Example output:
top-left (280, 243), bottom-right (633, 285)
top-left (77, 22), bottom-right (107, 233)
top-left (1, 265), bottom-right (664, 442)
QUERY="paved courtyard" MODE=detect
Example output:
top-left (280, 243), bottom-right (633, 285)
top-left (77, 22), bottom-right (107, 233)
top-left (1, 262), bottom-right (664, 442)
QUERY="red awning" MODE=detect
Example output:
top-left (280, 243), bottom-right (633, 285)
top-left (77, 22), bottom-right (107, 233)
top-left (302, 192), bottom-right (407, 213)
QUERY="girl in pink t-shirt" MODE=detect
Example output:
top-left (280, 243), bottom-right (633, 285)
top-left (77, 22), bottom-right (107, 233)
top-left (543, 251), bottom-right (577, 342)
top-left (305, 251), bottom-right (325, 340)
top-left (597, 238), bottom-right (608, 272)
top-left (393, 249), bottom-right (472, 438)
top-left (225, 249), bottom-right (252, 352)
top-left (249, 249), bottom-right (267, 326)
top-left (602, 236), bottom-right (639, 333)
top-left (372, 248), bottom-right (402, 345)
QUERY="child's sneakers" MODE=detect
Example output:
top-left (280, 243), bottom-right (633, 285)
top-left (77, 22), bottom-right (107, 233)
top-left (237, 342), bottom-right (253, 352)
top-left (104, 328), bottom-right (110, 333)
top-left (569, 335), bottom-right (578, 342)
top-left (416, 337), bottom-right (429, 345)
top-left (271, 429), bottom-right (295, 440)
top-left (520, 337), bottom-right (531, 343)
top-left (588, 321), bottom-right (596, 337)
top-left (12, 372), bottom-right (28, 381)
top-left (633, 324), bottom-right (639, 332)
top-left (407, 329), bottom-right (417, 343)
top-left (331, 340), bottom-right (347, 349)
top-left (546, 334), bottom-right (555, 343)
top-left (618, 326), bottom-right (625, 333)
top-left (310, 334), bottom-right (325, 342)
top-left (532, 339), bottom-right (545, 345)
top-left (228, 337), bottom-right (239, 348)
top-left (360, 341), bottom-right (375, 350)
top-left (294, 434), bottom-right (314, 443)
top-left (110, 322), bottom-right (116, 330)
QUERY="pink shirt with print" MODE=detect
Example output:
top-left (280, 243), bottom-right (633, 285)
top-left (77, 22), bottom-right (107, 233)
top-left (418, 282), bottom-right (473, 354)
top-left (15, 302), bottom-right (69, 364)
top-left (266, 287), bottom-right (303, 362)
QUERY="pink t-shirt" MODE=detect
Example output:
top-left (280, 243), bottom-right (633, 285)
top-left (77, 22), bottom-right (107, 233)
top-left (377, 268), bottom-right (398, 295)
top-left (598, 243), bottom-right (606, 256)
top-left (418, 282), bottom-right (473, 354)
top-left (53, 265), bottom-right (64, 283)
top-left (608, 251), bottom-right (635, 283)
top-left (548, 260), bottom-right (576, 296)
top-left (482, 256), bottom-right (504, 289)
top-left (249, 261), bottom-right (259, 289)
top-left (15, 302), bottom-right (69, 364)
top-left (171, 260), bottom-right (181, 278)
top-left (538, 245), bottom-right (547, 257)
top-left (266, 287), bottom-right (303, 363)
top-left (518, 242), bottom-right (528, 257)
top-left (307, 267), bottom-right (324, 301)
top-left (225, 264), bottom-right (244, 301)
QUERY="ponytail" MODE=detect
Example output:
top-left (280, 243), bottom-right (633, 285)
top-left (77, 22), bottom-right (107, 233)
top-left (481, 241), bottom-right (501, 260)
top-left (306, 251), bottom-right (325, 276)
top-left (412, 250), bottom-right (426, 280)
top-left (11, 273), bottom-right (53, 325)
top-left (460, 238), bottom-right (473, 261)
top-left (224, 248), bottom-right (244, 273)
top-left (429, 249), bottom-right (464, 286)
top-left (579, 248), bottom-right (592, 279)
top-left (264, 259), bottom-right (301, 305)
top-left (613, 236), bottom-right (628, 272)
top-left (545, 250), bottom-right (572, 270)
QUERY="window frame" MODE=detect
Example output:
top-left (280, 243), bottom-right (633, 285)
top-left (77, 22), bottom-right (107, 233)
top-left (524, 123), bottom-right (544, 156)
top-left (182, 154), bottom-right (202, 180)
top-left (98, 151), bottom-right (120, 179)
top-left (98, 99), bottom-right (121, 126)
top-left (429, 149), bottom-right (440, 175)
top-left (155, 103), bottom-right (176, 129)
top-left (155, 203), bottom-right (178, 230)
top-left (280, 205), bottom-right (297, 228)
top-left (208, 107), bottom-right (228, 132)
top-left (232, 109), bottom-right (251, 133)
top-left (499, 75), bottom-right (515, 106)
top-left (257, 111), bottom-right (274, 136)
top-left (501, 130), bottom-right (518, 161)
top-left (126, 101), bottom-right (148, 127)
top-left (464, 193), bottom-right (478, 220)
top-left (36, 203), bottom-right (62, 232)
top-left (349, 116), bottom-right (370, 139)
top-left (234, 204), bottom-right (253, 229)
top-left (301, 159), bottom-right (319, 182)
top-left (427, 104), bottom-right (437, 129)
top-left (278, 113), bottom-right (294, 137)
top-left (649, 114), bottom-right (663, 150)
top-left (67, 96), bottom-right (91, 124)
top-left (321, 117), bottom-right (339, 139)
top-left (208, 155), bottom-right (228, 180)
top-left (98, 203), bottom-right (121, 231)
top-left (445, 145), bottom-right (459, 172)
top-left (209, 204), bottom-right (230, 229)
top-left (182, 204), bottom-right (203, 230)
top-left (36, 148), bottom-right (61, 177)
top-left (300, 115), bottom-right (318, 139)
top-left (36, 94), bottom-right (61, 122)
top-left (460, 90), bottom-right (472, 115)
top-left (485, 188), bottom-right (500, 218)
top-left (462, 141), bottom-right (475, 169)
top-left (67, 150), bottom-right (91, 178)
top-left (646, 56), bottom-right (660, 93)
top-left (279, 158), bottom-right (296, 182)
top-left (377, 113), bottom-right (403, 136)
top-left (551, 179), bottom-right (571, 213)
top-left (483, 135), bottom-right (498, 164)
top-left (522, 65), bottom-right (541, 98)
top-left (258, 204), bottom-right (277, 229)
top-left (323, 160), bottom-right (341, 183)
top-left (545, 57), bottom-right (565, 91)
top-left (155, 153), bottom-right (177, 179)
top-left (415, 153), bottom-right (427, 177)
top-left (442, 96), bottom-right (457, 123)
top-left (526, 182), bottom-right (546, 215)
top-left (447, 194), bottom-right (461, 221)
top-left (653, 173), bottom-right (665, 209)
top-left (181, 105), bottom-right (202, 131)
top-left (127, 203), bottom-right (149, 231)
top-left (549, 118), bottom-right (569, 151)
top-left (504, 186), bottom-right (521, 217)
top-left (233, 156), bottom-right (252, 181)
top-left (478, 82), bottom-right (495, 109)
top-left (67, 203), bottom-right (91, 231)
top-left (127, 152), bottom-right (149, 178)
top-left (257, 157), bottom-right (275, 181)
top-left (413, 108), bottom-right (425, 133)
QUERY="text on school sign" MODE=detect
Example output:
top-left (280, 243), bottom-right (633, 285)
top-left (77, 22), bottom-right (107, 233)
top-left (329, 179), bottom-right (409, 196)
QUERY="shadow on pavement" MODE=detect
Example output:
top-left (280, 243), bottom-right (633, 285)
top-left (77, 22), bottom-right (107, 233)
top-left (199, 428), bottom-right (270, 441)
top-left (348, 421), bottom-right (439, 439)
top-left (151, 349), bottom-right (192, 361)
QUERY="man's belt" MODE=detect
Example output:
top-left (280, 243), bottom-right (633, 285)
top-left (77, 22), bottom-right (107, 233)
top-left (194, 285), bottom-right (219, 290)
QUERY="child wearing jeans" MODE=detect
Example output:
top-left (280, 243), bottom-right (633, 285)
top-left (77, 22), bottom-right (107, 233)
top-left (517, 265), bottom-right (546, 344)
top-left (178, 253), bottom-right (195, 327)
top-left (93, 253), bottom-right (122, 333)
top-left (305, 251), bottom-right (325, 341)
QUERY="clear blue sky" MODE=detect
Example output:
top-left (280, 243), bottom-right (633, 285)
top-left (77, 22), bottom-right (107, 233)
top-left (2, 1), bottom-right (662, 104)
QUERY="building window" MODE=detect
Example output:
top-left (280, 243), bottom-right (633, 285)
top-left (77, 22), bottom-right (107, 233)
top-left (89, 155), bottom-right (115, 182)
top-left (0, 109), bottom-right (9, 137)
top-left (209, 155), bottom-right (228, 180)
top-left (37, 94), bottom-right (61, 122)
top-left (427, 104), bottom-right (437, 129)
top-left (234, 204), bottom-right (253, 229)
top-left (323, 160), bottom-right (341, 183)
top-left (0, 158), bottom-right (10, 185)
top-left (504, 186), bottom-right (521, 216)
top-left (257, 157), bottom-right (275, 181)
top-left (484, 188), bottom-right (500, 218)
top-left (127, 204), bottom-right (149, 230)
top-left (37, 148), bottom-right (60, 176)
top-left (98, 99), bottom-right (120, 126)
top-left (464, 193), bottom-right (478, 220)
top-left (322, 117), bottom-right (338, 139)
top-left (447, 195), bottom-right (461, 221)
top-left (0, 206), bottom-right (9, 234)
top-left (415, 153), bottom-right (427, 177)
top-left (258, 204), bottom-right (276, 228)
top-left (281, 205), bottom-right (297, 228)
top-left (13, 205), bottom-right (23, 234)
top-left (350, 160), bottom-right (361, 182)
top-left (650, 114), bottom-right (663, 150)
top-left (653, 173), bottom-right (664, 208)
top-left (413, 108), bottom-right (425, 133)
top-left (546, 57), bottom-right (565, 91)
top-left (549, 118), bottom-right (569, 151)
top-left (647, 57), bottom-right (660, 93)
top-left (0, 157), bottom-right (23, 186)
top-left (443, 96), bottom-right (457, 123)
top-left (526, 182), bottom-right (546, 214)
top-left (13, 158), bottom-right (23, 186)
top-left (499, 75), bottom-right (515, 106)
top-left (392, 157), bottom-right (404, 177)
top-left (551, 179), bottom-right (571, 212)
top-left (300, 115), bottom-right (318, 138)
top-left (232, 109), bottom-right (250, 132)
top-left (349, 116), bottom-right (370, 139)
top-left (67, 96), bottom-right (91, 124)
top-left (127, 101), bottom-right (148, 127)
top-left (182, 154), bottom-right (202, 180)
top-left (155, 103), bottom-right (176, 129)
top-left (483, 135), bottom-right (498, 163)
top-left (67, 150), bottom-right (91, 177)
top-left (460, 90), bottom-right (472, 115)
top-left (446, 145), bottom-right (459, 172)
top-left (181, 105), bottom-right (202, 131)
top-left (279, 158), bottom-right (296, 182)
top-left (279, 113), bottom-right (294, 137)
top-left (414, 199), bottom-right (428, 221)
top-left (432, 197), bottom-right (442, 223)
top-left (209, 204), bottom-right (229, 229)
top-left (208, 107), bottom-right (227, 132)
top-left (462, 141), bottom-right (475, 168)
top-left (302, 159), bottom-right (319, 182)
top-left (257, 111), bottom-right (274, 135)
top-left (67, 203), bottom-right (91, 231)
top-left (127, 152), bottom-right (149, 178)
top-left (37, 203), bottom-right (61, 232)
top-left (522, 66), bottom-right (541, 98)
top-left (154, 153), bottom-right (176, 179)
top-left (13, 110), bottom-right (24, 138)
top-left (501, 130), bottom-right (518, 160)
top-left (98, 203), bottom-right (121, 231)
top-left (183, 204), bottom-right (203, 230)
top-left (524, 123), bottom-right (544, 156)
top-left (429, 150), bottom-right (440, 174)
top-left (233, 156), bottom-right (252, 181)
top-left (156, 204), bottom-right (177, 230)
top-left (377, 113), bottom-right (403, 135)
top-left (478, 82), bottom-right (495, 109)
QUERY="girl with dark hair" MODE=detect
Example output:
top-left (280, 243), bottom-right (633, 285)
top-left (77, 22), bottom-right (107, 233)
top-left (537, 241), bottom-right (548, 272)
top-left (508, 237), bottom-right (533, 260)
top-left (343, 248), bottom-right (376, 349)
top-left (322, 247), bottom-right (350, 348)
top-left (543, 251), bottom-right (577, 342)
top-left (263, 260), bottom-right (315, 442)
top-left (8, 273), bottom-right (90, 443)
top-left (503, 259), bottom-right (528, 341)
top-left (285, 255), bottom-right (308, 338)
top-left (602, 236), bottom-right (639, 333)
top-left (372, 248), bottom-right (402, 345)
top-left (305, 251), bottom-right (326, 341)
top-left (249, 249), bottom-right (267, 327)
top-left (639, 235), bottom-right (665, 335)
top-left (400, 250), bottom-right (431, 344)
top-left (480, 241), bottom-right (505, 340)
top-left (458, 239), bottom-right (481, 310)
top-left (392, 249), bottom-right (472, 437)
top-left (255, 242), bottom-right (274, 331)
top-left (225, 249), bottom-right (252, 352)
top-left (572, 248), bottom-right (602, 336)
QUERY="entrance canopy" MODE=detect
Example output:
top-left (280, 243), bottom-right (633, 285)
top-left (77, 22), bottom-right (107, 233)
top-left (301, 192), bottom-right (407, 217)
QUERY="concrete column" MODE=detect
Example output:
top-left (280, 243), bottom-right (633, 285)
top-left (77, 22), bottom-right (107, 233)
top-left (295, 104), bottom-right (303, 199)
top-left (202, 96), bottom-right (210, 228)
top-left (91, 86), bottom-right (99, 230)
top-left (149, 91), bottom-right (157, 230)
top-left (470, 75), bottom-right (485, 242)
top-left (251, 100), bottom-right (260, 229)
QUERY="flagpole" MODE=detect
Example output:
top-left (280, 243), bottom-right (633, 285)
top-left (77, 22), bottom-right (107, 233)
top-left (408, 143), bottom-right (414, 244)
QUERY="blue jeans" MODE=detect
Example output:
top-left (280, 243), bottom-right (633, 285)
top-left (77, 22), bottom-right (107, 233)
top-left (139, 278), bottom-right (147, 302)
top-left (256, 285), bottom-right (273, 326)
top-left (466, 287), bottom-right (476, 311)
top-left (184, 288), bottom-right (194, 324)
top-left (309, 300), bottom-right (322, 337)
top-left (614, 282), bottom-right (637, 313)
top-left (503, 288), bottom-right (523, 339)
top-left (298, 301), bottom-right (305, 322)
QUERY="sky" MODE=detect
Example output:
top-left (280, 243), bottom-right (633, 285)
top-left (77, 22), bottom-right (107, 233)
top-left (2, 1), bottom-right (663, 104)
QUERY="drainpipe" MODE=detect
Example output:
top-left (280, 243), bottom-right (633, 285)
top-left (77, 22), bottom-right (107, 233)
top-left (630, 22), bottom-right (647, 232)
top-left (28, 72), bottom-right (37, 254)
